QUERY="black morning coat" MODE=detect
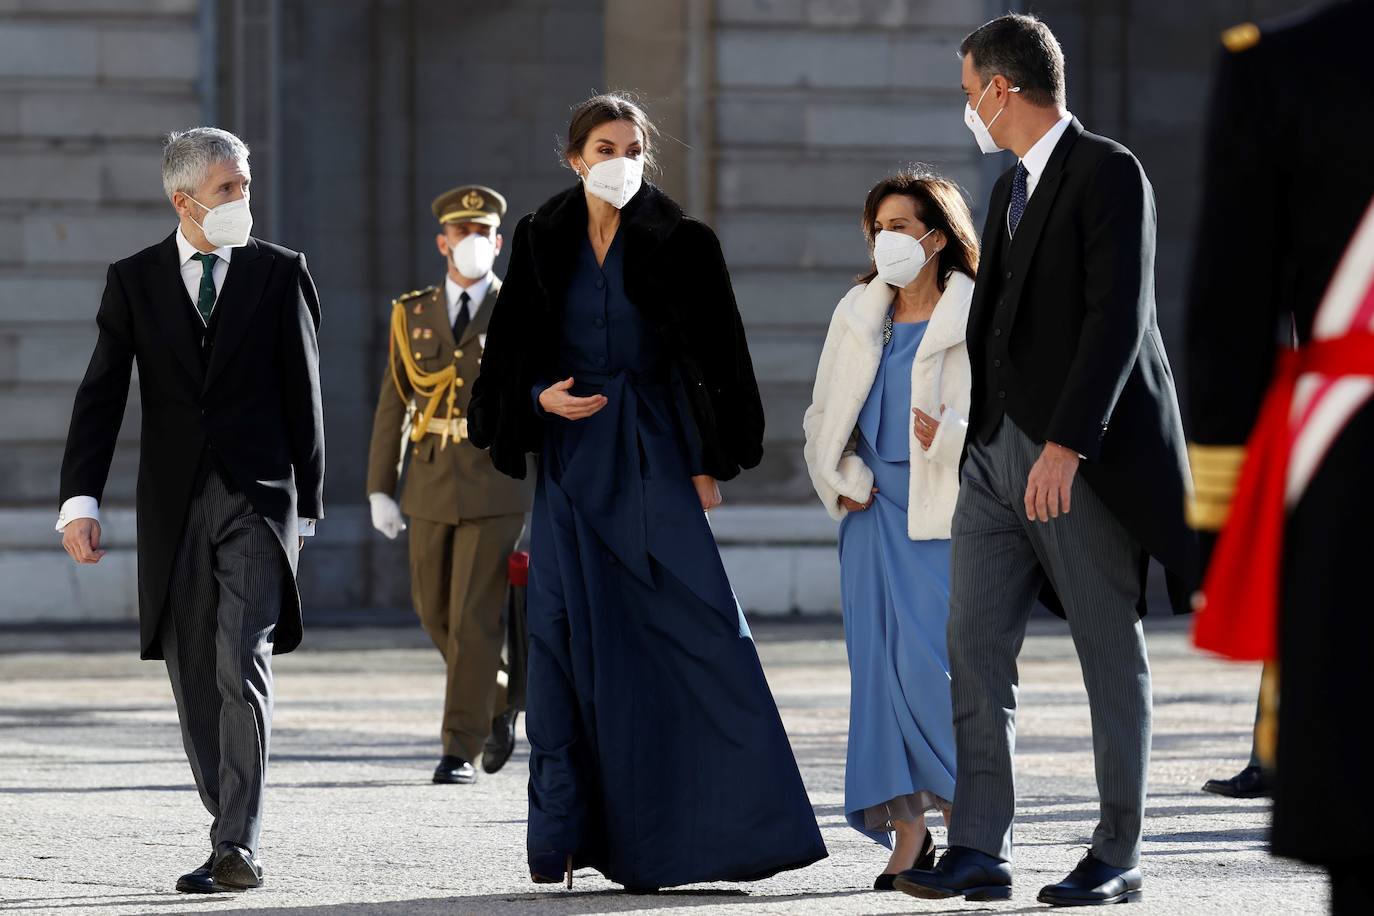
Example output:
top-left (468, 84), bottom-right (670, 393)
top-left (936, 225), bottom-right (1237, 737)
top-left (59, 234), bottom-right (325, 659)
top-left (468, 182), bottom-right (766, 483)
top-left (967, 118), bottom-right (1198, 615)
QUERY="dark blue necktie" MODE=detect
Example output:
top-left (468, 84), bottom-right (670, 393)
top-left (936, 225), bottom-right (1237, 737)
top-left (1008, 161), bottom-right (1029, 238)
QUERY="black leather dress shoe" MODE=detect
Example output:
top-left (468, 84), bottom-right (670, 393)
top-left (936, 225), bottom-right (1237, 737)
top-left (1037, 852), bottom-right (1141, 906)
top-left (482, 710), bottom-right (518, 775)
top-left (1202, 764), bottom-right (1270, 799)
top-left (211, 846), bottom-right (263, 891)
top-left (433, 754), bottom-right (477, 784)
top-left (893, 845), bottom-right (1012, 901)
top-left (175, 855), bottom-right (217, 894)
top-left (875, 829), bottom-right (937, 891)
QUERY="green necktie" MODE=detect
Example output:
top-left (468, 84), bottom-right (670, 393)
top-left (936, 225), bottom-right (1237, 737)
top-left (191, 252), bottom-right (219, 324)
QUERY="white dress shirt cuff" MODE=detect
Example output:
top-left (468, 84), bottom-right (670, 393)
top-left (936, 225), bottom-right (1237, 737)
top-left (56, 496), bottom-right (100, 532)
top-left (299, 518), bottom-right (317, 537)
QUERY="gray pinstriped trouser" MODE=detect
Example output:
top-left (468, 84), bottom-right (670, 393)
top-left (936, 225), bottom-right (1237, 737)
top-left (159, 467), bottom-right (284, 857)
top-left (948, 416), bottom-right (1151, 868)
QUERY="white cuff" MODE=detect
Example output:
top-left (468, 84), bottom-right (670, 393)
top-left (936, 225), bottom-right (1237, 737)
top-left (57, 496), bottom-right (100, 532)
top-left (299, 518), bottom-right (317, 537)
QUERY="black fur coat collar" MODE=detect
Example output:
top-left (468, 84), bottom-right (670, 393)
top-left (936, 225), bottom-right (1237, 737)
top-left (469, 182), bottom-right (765, 482)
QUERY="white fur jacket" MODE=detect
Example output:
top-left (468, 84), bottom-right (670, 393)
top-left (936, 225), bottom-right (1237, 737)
top-left (802, 271), bottom-right (974, 540)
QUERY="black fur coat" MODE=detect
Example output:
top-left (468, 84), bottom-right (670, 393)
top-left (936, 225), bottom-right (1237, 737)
top-left (468, 182), bottom-right (765, 481)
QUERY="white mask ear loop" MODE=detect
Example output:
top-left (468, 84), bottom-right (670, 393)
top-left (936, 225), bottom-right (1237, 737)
top-left (183, 194), bottom-right (211, 232)
top-left (976, 82), bottom-right (1021, 131)
top-left (915, 227), bottom-right (938, 276)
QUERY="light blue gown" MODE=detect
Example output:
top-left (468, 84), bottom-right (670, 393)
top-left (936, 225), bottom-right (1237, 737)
top-left (837, 319), bottom-right (957, 847)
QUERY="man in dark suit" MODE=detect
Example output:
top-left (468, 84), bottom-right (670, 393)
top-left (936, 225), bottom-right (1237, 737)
top-left (1185, 5), bottom-right (1374, 912)
top-left (896, 14), bottom-right (1195, 907)
top-left (56, 127), bottom-right (324, 894)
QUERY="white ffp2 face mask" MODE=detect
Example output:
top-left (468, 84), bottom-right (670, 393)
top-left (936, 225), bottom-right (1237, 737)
top-left (964, 81), bottom-right (1019, 154)
top-left (187, 194), bottom-right (253, 248)
top-left (873, 228), bottom-right (936, 289)
top-left (579, 156), bottom-right (643, 209)
top-left (451, 233), bottom-right (495, 280)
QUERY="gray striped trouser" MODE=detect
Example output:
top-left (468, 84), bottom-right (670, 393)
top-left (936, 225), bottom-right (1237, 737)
top-left (159, 467), bottom-right (284, 857)
top-left (947, 416), bottom-right (1151, 868)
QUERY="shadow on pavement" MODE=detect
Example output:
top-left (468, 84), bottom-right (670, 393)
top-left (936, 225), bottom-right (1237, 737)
top-left (201, 888), bottom-right (878, 915)
top-left (0, 896), bottom-right (225, 910)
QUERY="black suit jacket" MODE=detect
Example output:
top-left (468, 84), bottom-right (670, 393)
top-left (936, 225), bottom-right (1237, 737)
top-left (967, 119), bottom-right (1197, 614)
top-left (59, 233), bottom-right (325, 659)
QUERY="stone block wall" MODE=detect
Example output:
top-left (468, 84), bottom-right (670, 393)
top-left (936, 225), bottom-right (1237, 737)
top-left (0, 0), bottom-right (1323, 624)
top-left (709, 0), bottom-right (994, 502)
top-left (0, 0), bottom-right (202, 623)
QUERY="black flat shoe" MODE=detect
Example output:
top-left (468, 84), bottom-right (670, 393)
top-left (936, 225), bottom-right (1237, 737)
top-left (1037, 851), bottom-right (1142, 906)
top-left (530, 851), bottom-right (574, 889)
top-left (433, 754), bottom-right (477, 784)
top-left (893, 845), bottom-right (1012, 901)
top-left (175, 855), bottom-right (217, 894)
top-left (1202, 764), bottom-right (1270, 799)
top-left (211, 846), bottom-right (263, 891)
top-left (482, 710), bottom-right (518, 774)
top-left (874, 829), bottom-right (937, 890)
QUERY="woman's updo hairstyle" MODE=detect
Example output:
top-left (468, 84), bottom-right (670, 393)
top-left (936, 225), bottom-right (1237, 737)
top-left (562, 91), bottom-right (659, 175)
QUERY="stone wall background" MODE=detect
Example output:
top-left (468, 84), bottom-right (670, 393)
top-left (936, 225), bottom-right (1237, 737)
top-left (0, 0), bottom-right (1315, 623)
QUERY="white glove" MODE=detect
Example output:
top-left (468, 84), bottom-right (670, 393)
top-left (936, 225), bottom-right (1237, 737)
top-left (369, 493), bottom-right (407, 540)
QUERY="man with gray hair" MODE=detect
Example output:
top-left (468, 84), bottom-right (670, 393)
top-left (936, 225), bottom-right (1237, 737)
top-left (56, 126), bottom-right (324, 894)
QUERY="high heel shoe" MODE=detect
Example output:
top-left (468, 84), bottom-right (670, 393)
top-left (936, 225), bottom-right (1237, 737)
top-left (530, 851), bottom-right (574, 889)
top-left (874, 829), bottom-right (937, 891)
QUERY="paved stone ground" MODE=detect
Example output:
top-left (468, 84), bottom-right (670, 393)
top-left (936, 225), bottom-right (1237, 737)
top-left (0, 618), bottom-right (1323, 915)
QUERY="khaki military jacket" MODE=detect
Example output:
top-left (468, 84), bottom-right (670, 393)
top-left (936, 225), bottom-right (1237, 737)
top-left (366, 276), bottom-right (533, 524)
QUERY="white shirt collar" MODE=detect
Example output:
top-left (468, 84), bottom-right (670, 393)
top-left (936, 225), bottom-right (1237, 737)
top-left (175, 226), bottom-right (234, 267)
top-left (1020, 112), bottom-right (1073, 189)
top-left (445, 272), bottom-right (493, 311)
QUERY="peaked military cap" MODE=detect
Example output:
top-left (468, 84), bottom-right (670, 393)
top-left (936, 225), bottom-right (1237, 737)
top-left (431, 184), bottom-right (507, 227)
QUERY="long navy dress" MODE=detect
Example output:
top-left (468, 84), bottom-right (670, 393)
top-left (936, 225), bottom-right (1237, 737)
top-left (525, 231), bottom-right (826, 889)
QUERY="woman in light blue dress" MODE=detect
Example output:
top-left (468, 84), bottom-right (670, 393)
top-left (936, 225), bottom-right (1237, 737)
top-left (803, 169), bottom-right (980, 889)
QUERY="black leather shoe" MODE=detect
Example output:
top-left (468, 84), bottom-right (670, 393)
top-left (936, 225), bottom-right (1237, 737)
top-left (875, 829), bottom-right (937, 891)
top-left (1037, 852), bottom-right (1142, 906)
top-left (175, 855), bottom-right (217, 894)
top-left (482, 710), bottom-right (518, 774)
top-left (211, 846), bottom-right (263, 891)
top-left (433, 755), bottom-right (477, 784)
top-left (893, 845), bottom-right (1012, 901)
top-left (1202, 764), bottom-right (1270, 799)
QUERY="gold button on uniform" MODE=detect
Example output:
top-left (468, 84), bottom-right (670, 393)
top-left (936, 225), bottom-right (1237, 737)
top-left (414, 351), bottom-right (422, 359)
top-left (455, 378), bottom-right (465, 388)
top-left (454, 349), bottom-right (463, 358)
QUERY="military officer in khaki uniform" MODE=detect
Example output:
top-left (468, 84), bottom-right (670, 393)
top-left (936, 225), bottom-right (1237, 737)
top-left (366, 185), bottom-right (533, 785)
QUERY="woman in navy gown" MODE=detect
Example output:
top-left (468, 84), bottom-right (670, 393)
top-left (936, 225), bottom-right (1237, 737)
top-left (803, 170), bottom-right (980, 890)
top-left (468, 92), bottom-right (825, 893)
